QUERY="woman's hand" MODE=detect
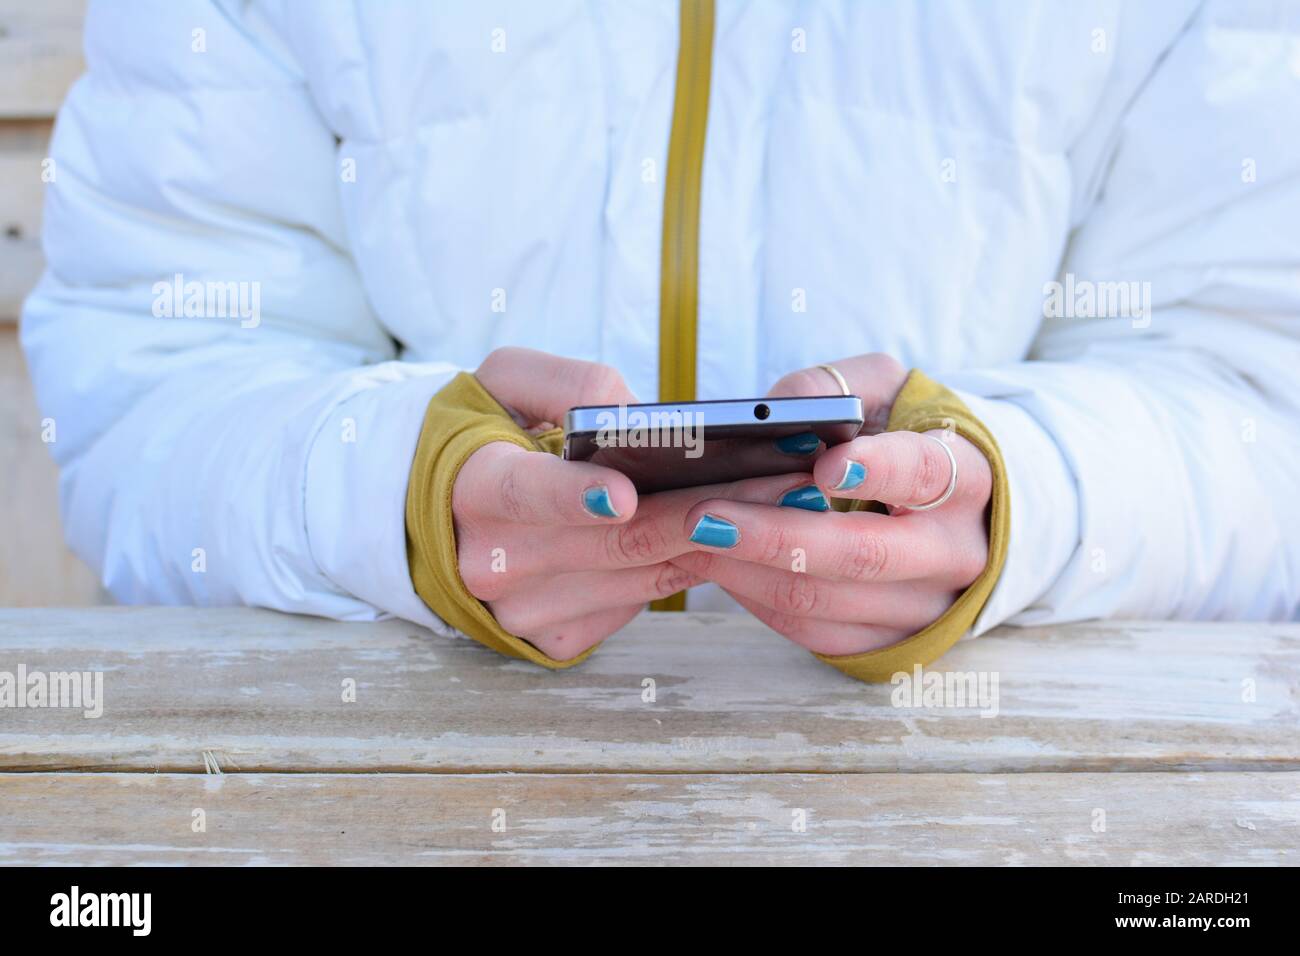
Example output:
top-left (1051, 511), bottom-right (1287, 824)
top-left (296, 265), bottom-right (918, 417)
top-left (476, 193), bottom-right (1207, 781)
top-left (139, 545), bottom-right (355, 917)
top-left (450, 348), bottom-right (680, 660)
top-left (671, 354), bottom-right (994, 656)
top-left (454, 347), bottom-right (806, 661)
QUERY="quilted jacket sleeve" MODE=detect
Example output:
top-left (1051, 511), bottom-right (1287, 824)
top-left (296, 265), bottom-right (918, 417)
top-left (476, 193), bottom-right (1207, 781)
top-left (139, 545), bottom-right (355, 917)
top-left (20, 0), bottom-right (456, 627)
top-left (943, 0), bottom-right (1300, 631)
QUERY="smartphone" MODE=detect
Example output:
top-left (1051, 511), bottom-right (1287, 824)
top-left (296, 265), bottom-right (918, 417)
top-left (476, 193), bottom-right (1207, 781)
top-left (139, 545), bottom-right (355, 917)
top-left (563, 396), bottom-right (863, 493)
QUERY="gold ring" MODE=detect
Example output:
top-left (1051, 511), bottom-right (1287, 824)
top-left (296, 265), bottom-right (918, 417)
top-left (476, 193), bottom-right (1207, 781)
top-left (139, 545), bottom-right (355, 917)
top-left (817, 363), bottom-right (851, 396)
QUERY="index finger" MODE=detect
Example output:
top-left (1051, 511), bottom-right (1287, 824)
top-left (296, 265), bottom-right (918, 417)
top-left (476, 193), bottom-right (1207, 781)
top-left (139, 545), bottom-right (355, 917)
top-left (812, 430), bottom-right (990, 510)
top-left (475, 347), bottom-right (638, 428)
top-left (679, 500), bottom-right (949, 583)
top-left (767, 353), bottom-right (908, 434)
top-left (460, 472), bottom-right (818, 590)
top-left (454, 441), bottom-right (639, 527)
top-left (579, 472), bottom-right (813, 569)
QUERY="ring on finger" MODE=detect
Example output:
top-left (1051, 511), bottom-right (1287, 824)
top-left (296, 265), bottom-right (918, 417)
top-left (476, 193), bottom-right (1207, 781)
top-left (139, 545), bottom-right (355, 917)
top-left (816, 363), bottom-right (851, 397)
top-left (906, 434), bottom-right (959, 512)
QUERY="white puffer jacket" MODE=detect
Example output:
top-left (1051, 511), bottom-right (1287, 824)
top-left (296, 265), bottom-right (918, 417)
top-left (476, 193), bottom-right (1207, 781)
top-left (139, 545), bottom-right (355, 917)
top-left (22, 0), bottom-right (1300, 635)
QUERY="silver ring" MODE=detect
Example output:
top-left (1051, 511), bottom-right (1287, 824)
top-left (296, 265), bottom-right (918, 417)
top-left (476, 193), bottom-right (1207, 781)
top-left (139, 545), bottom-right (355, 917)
top-left (907, 434), bottom-right (958, 511)
top-left (817, 364), bottom-right (851, 396)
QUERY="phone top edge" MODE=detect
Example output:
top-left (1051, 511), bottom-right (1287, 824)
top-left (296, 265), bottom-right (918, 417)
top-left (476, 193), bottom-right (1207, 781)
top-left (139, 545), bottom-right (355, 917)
top-left (566, 394), bottom-right (856, 413)
top-left (563, 395), bottom-right (863, 436)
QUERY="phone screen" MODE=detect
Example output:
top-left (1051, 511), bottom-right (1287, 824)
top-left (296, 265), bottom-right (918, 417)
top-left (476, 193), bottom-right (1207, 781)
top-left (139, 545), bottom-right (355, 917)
top-left (579, 434), bottom-right (819, 493)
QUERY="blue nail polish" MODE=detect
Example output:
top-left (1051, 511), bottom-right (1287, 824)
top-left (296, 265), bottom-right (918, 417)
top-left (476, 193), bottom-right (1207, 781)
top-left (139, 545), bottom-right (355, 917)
top-left (689, 514), bottom-right (740, 549)
top-left (582, 485), bottom-right (620, 518)
top-left (779, 485), bottom-right (830, 512)
top-left (834, 461), bottom-right (867, 491)
top-left (774, 431), bottom-right (820, 456)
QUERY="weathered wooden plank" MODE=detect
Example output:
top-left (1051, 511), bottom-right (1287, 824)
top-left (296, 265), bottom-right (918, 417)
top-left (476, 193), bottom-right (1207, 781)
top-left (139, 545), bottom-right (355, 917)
top-left (0, 235), bottom-right (42, 322)
top-left (0, 0), bottom-right (86, 118)
top-left (1, 609), bottom-right (1295, 773)
top-left (0, 328), bottom-right (104, 606)
top-left (0, 121), bottom-right (48, 234)
top-left (0, 771), bottom-right (1294, 866)
top-left (0, 119), bottom-right (53, 321)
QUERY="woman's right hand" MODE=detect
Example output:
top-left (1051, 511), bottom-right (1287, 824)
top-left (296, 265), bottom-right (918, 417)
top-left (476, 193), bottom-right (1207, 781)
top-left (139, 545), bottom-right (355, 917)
top-left (451, 348), bottom-right (703, 660)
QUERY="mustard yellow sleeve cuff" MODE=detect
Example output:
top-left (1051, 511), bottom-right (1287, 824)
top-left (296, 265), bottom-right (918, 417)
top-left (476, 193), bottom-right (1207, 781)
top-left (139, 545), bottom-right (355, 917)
top-left (813, 369), bottom-right (1011, 683)
top-left (405, 372), bottom-right (595, 670)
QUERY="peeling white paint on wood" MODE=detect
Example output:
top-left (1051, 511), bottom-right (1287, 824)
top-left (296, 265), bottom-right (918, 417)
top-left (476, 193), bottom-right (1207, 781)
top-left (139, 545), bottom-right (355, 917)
top-left (1, 609), bottom-right (1296, 864)
top-left (0, 609), bottom-right (1295, 773)
top-left (0, 772), bottom-right (1294, 866)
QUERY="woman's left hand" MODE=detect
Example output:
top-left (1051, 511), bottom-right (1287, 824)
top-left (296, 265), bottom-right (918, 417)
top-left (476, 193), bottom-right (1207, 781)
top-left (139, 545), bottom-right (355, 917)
top-left (671, 354), bottom-right (993, 656)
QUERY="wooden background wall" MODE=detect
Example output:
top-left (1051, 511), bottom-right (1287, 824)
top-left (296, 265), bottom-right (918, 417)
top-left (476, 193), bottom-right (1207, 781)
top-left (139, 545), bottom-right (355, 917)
top-left (0, 0), bottom-right (105, 605)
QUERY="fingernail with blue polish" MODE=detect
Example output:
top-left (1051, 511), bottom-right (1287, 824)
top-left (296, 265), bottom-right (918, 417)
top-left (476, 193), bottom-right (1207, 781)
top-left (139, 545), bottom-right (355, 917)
top-left (834, 461), bottom-right (867, 491)
top-left (689, 514), bottom-right (740, 549)
top-left (582, 485), bottom-right (620, 518)
top-left (774, 431), bottom-right (820, 456)
top-left (779, 485), bottom-right (830, 512)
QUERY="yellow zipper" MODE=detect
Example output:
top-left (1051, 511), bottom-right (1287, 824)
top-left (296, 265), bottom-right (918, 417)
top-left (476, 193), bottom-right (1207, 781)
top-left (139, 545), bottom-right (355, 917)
top-left (651, 0), bottom-right (715, 613)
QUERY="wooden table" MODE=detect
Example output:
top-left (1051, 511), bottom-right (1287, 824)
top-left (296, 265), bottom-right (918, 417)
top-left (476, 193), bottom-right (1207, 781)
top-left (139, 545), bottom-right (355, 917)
top-left (0, 609), bottom-right (1296, 865)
